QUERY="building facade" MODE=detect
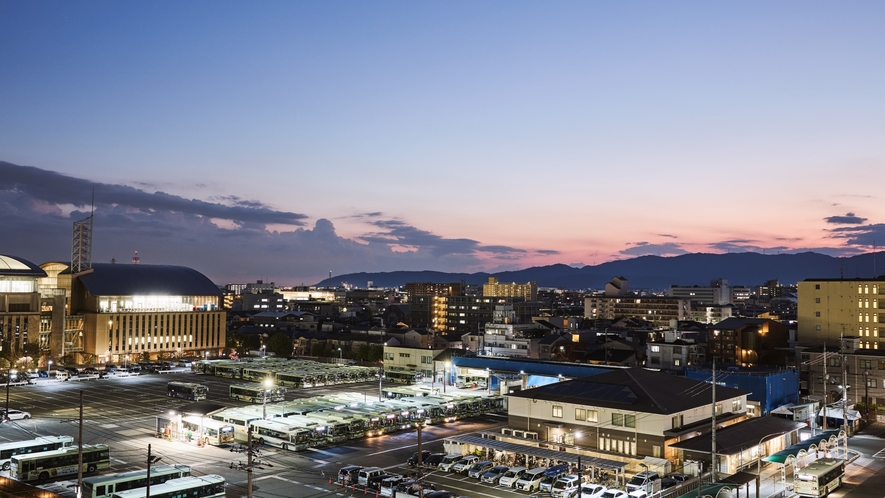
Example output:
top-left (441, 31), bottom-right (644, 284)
top-left (797, 278), bottom-right (884, 348)
top-left (0, 255), bottom-right (46, 366)
top-left (585, 295), bottom-right (691, 329)
top-left (707, 317), bottom-right (791, 367)
top-left (483, 277), bottom-right (538, 302)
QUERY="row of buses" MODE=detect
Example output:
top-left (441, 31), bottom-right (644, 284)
top-left (204, 389), bottom-right (506, 452)
top-left (194, 358), bottom-right (380, 387)
top-left (0, 437), bottom-right (225, 498)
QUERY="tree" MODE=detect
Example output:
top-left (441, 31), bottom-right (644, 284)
top-left (310, 342), bottom-right (326, 357)
top-left (367, 344), bottom-right (384, 363)
top-left (266, 333), bottom-right (294, 358)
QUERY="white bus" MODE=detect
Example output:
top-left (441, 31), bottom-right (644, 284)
top-left (0, 435), bottom-right (74, 471)
top-left (229, 383), bottom-right (286, 403)
top-left (111, 474), bottom-right (225, 498)
top-left (249, 418), bottom-right (312, 451)
top-left (10, 444), bottom-right (110, 482)
top-left (166, 382), bottom-right (208, 401)
top-left (181, 415), bottom-right (236, 446)
top-left (83, 465), bottom-right (191, 498)
top-left (795, 458), bottom-right (845, 497)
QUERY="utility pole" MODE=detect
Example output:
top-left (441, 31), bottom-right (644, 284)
top-left (247, 428), bottom-right (254, 498)
top-left (841, 332), bottom-right (849, 460)
top-left (711, 358), bottom-right (717, 483)
top-left (77, 391), bottom-right (84, 497)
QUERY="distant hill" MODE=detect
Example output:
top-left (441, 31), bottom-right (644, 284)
top-left (316, 251), bottom-right (885, 290)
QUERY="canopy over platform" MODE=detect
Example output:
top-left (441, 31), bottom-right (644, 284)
top-left (445, 434), bottom-right (626, 471)
top-left (763, 430), bottom-right (842, 466)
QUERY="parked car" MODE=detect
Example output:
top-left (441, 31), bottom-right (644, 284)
top-left (424, 492), bottom-right (461, 498)
top-left (367, 473), bottom-right (398, 490)
top-left (337, 465), bottom-right (363, 484)
top-left (104, 364), bottom-right (118, 373)
top-left (498, 466), bottom-right (527, 488)
top-left (664, 473), bottom-right (690, 483)
top-left (1, 409), bottom-right (31, 421)
top-left (438, 454), bottom-right (464, 472)
top-left (581, 484), bottom-right (608, 498)
top-left (37, 370), bottom-right (49, 378)
top-left (540, 475), bottom-right (560, 494)
top-left (515, 467), bottom-right (548, 492)
top-left (480, 465), bottom-right (510, 484)
top-left (626, 472), bottom-right (660, 493)
top-left (467, 460), bottom-right (494, 479)
top-left (550, 475), bottom-right (582, 498)
top-left (82, 367), bottom-right (99, 375)
top-left (602, 491), bottom-right (629, 498)
top-left (451, 455), bottom-right (479, 474)
top-left (407, 450), bottom-right (432, 467)
top-left (424, 452), bottom-right (446, 468)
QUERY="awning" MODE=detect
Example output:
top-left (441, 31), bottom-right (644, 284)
top-left (763, 430), bottom-right (841, 465)
top-left (445, 435), bottom-right (626, 471)
top-left (719, 471), bottom-right (758, 486)
top-left (818, 407), bottom-right (861, 422)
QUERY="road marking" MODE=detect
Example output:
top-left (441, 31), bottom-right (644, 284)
top-left (871, 448), bottom-right (885, 459)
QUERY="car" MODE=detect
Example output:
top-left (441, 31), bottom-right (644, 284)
top-left (177, 360), bottom-right (193, 368)
top-left (480, 465), bottom-right (510, 484)
top-left (37, 370), bottom-right (49, 378)
top-left (407, 450), bottom-right (432, 467)
top-left (104, 364), bottom-right (118, 373)
top-left (424, 452), bottom-right (446, 468)
top-left (424, 492), bottom-right (461, 498)
top-left (337, 465), bottom-right (363, 484)
top-left (551, 475), bottom-right (582, 498)
top-left (438, 454), bottom-right (464, 472)
top-left (26, 371), bottom-right (38, 379)
top-left (581, 484), bottom-right (608, 498)
top-left (664, 473), bottom-right (690, 483)
top-left (602, 491), bottom-right (629, 498)
top-left (515, 467), bottom-right (548, 492)
top-left (367, 473), bottom-right (398, 490)
top-left (397, 481), bottom-right (436, 496)
top-left (498, 466), bottom-right (527, 488)
top-left (467, 460), bottom-right (494, 479)
top-left (451, 455), bottom-right (479, 474)
top-left (539, 475), bottom-right (560, 494)
top-left (626, 472), bottom-right (660, 493)
top-left (1, 409), bottom-right (31, 421)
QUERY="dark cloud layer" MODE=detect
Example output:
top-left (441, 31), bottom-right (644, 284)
top-left (825, 212), bottom-right (868, 225)
top-left (0, 161), bottom-right (555, 284)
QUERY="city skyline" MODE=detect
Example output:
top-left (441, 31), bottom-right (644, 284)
top-left (2, 2), bottom-right (884, 285)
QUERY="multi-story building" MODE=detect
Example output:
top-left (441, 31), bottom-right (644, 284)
top-left (707, 317), bottom-right (790, 367)
top-left (797, 278), bottom-right (884, 348)
top-left (483, 277), bottom-right (537, 301)
top-left (1, 255), bottom-right (46, 363)
top-left (66, 262), bottom-right (226, 364)
top-left (406, 282), bottom-right (464, 329)
top-left (382, 345), bottom-right (445, 383)
top-left (689, 304), bottom-right (733, 324)
top-left (584, 295), bottom-right (690, 329)
top-left (483, 323), bottom-right (548, 358)
top-left (668, 278), bottom-right (733, 305)
top-left (799, 338), bottom-right (883, 421)
top-left (506, 367), bottom-right (749, 464)
top-left (646, 331), bottom-right (703, 372)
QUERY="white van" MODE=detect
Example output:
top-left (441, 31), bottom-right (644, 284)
top-left (451, 455), bottom-right (479, 474)
top-left (515, 467), bottom-right (548, 492)
top-left (551, 475), bottom-right (582, 498)
top-left (499, 466), bottom-right (527, 488)
top-left (357, 467), bottom-right (384, 486)
top-left (438, 454), bottom-right (464, 472)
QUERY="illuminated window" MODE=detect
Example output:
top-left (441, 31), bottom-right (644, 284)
top-left (552, 405), bottom-right (563, 418)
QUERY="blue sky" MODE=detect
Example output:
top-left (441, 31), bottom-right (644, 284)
top-left (2, 2), bottom-right (884, 285)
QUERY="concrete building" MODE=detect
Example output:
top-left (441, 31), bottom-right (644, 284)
top-left (797, 278), bottom-right (884, 348)
top-left (382, 345), bottom-right (446, 383)
top-left (585, 295), bottom-right (691, 329)
top-left (482, 322), bottom-right (548, 358)
top-left (483, 277), bottom-right (538, 302)
top-left (707, 318), bottom-right (791, 367)
top-left (668, 278), bottom-right (733, 305)
top-left (506, 367), bottom-right (749, 465)
top-left (646, 331), bottom-right (703, 373)
top-left (0, 255), bottom-right (46, 365)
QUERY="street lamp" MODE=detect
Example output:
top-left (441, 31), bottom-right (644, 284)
top-left (47, 360), bottom-right (53, 376)
top-left (338, 348), bottom-right (342, 364)
top-left (487, 368), bottom-right (492, 395)
top-left (262, 378), bottom-right (274, 420)
top-left (755, 431), bottom-right (786, 498)
top-left (261, 345), bottom-right (266, 358)
top-left (5, 369), bottom-right (17, 422)
top-left (444, 361), bottom-right (451, 393)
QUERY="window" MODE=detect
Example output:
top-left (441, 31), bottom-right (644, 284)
top-left (674, 359), bottom-right (682, 366)
top-left (860, 359), bottom-right (873, 369)
top-left (671, 414), bottom-right (683, 429)
top-left (650, 345), bottom-right (660, 353)
top-left (399, 353), bottom-right (411, 358)
top-left (576, 408), bottom-right (585, 420)
top-left (421, 356), bottom-right (432, 364)
top-left (878, 360), bottom-right (885, 370)
top-left (612, 413), bottom-right (624, 426)
top-left (624, 414), bottom-right (636, 428)
top-left (732, 399), bottom-right (742, 412)
top-left (587, 410), bottom-right (598, 423)
top-left (815, 284), bottom-right (820, 290)
top-left (816, 325), bottom-right (821, 331)
top-left (827, 357), bottom-right (841, 367)
top-left (552, 405), bottom-right (563, 418)
top-left (815, 312), bottom-right (821, 317)
top-left (867, 378), bottom-right (877, 388)
top-left (816, 298), bottom-right (821, 303)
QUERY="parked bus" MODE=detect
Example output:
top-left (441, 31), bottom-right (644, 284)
top-left (111, 474), bottom-right (225, 498)
top-left (795, 458), bottom-right (845, 497)
top-left (249, 418), bottom-right (312, 451)
top-left (10, 444), bottom-right (110, 482)
top-left (83, 464), bottom-right (191, 498)
top-left (166, 382), bottom-right (208, 401)
top-left (229, 383), bottom-right (286, 403)
top-left (0, 435), bottom-right (74, 471)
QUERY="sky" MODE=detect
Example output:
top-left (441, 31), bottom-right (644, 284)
top-left (2, 1), bottom-right (885, 286)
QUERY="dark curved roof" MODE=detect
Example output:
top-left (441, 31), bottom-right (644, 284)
top-left (0, 255), bottom-right (48, 277)
top-left (77, 263), bottom-right (221, 296)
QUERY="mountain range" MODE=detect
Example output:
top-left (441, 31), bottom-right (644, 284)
top-left (316, 251), bottom-right (885, 290)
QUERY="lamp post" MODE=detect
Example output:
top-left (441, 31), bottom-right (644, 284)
top-left (261, 345), bottom-right (266, 358)
top-left (48, 360), bottom-right (53, 376)
top-left (338, 348), bottom-right (342, 364)
top-left (444, 361), bottom-right (450, 393)
top-left (378, 368), bottom-right (384, 401)
top-left (4, 369), bottom-right (16, 422)
top-left (262, 378), bottom-right (273, 420)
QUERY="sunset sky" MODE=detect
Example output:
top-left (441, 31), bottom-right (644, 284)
top-left (2, 2), bottom-right (884, 285)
